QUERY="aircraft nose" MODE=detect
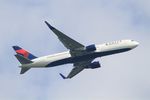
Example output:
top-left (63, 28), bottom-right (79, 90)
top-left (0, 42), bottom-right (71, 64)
top-left (135, 41), bottom-right (139, 46)
top-left (133, 41), bottom-right (139, 48)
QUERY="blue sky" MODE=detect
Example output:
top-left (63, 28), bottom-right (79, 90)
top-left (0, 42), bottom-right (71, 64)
top-left (0, 0), bottom-right (150, 100)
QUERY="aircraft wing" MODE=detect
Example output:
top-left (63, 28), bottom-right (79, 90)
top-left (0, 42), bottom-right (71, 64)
top-left (45, 21), bottom-right (85, 50)
top-left (59, 60), bottom-right (93, 79)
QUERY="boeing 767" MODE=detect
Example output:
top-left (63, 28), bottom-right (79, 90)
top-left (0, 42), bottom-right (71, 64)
top-left (13, 21), bottom-right (139, 79)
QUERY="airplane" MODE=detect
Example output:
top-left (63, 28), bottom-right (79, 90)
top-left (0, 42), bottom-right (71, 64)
top-left (13, 21), bottom-right (139, 79)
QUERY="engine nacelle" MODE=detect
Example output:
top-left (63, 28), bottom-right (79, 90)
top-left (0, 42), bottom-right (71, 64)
top-left (85, 44), bottom-right (96, 52)
top-left (86, 61), bottom-right (101, 69)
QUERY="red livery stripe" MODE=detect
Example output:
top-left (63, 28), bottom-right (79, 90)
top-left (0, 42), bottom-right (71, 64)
top-left (16, 49), bottom-right (29, 58)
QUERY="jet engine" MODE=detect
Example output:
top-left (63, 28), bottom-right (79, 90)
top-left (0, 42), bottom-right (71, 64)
top-left (85, 44), bottom-right (96, 52)
top-left (86, 61), bottom-right (101, 69)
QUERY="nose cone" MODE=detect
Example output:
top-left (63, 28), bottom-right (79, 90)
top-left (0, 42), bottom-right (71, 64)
top-left (133, 41), bottom-right (139, 48)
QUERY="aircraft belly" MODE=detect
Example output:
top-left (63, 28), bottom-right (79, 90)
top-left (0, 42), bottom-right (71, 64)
top-left (21, 61), bottom-right (49, 68)
top-left (45, 52), bottom-right (71, 67)
top-left (96, 48), bottom-right (131, 57)
top-left (46, 53), bottom-right (96, 67)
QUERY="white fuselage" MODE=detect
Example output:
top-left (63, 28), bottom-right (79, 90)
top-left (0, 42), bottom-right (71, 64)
top-left (21, 40), bottom-right (139, 68)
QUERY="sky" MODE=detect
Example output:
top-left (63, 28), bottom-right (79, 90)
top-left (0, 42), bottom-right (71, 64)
top-left (0, 0), bottom-right (150, 100)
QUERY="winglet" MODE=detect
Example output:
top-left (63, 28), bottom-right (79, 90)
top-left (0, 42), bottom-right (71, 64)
top-left (45, 21), bottom-right (55, 30)
top-left (59, 73), bottom-right (67, 79)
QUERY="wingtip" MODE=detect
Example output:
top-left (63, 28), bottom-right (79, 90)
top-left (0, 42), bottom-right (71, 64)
top-left (45, 21), bottom-right (55, 30)
top-left (44, 21), bottom-right (48, 25)
top-left (59, 73), bottom-right (67, 79)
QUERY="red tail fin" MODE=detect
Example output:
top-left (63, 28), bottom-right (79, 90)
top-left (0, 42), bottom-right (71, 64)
top-left (13, 46), bottom-right (37, 60)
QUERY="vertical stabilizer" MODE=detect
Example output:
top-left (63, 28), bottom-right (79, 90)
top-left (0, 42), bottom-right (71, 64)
top-left (13, 46), bottom-right (37, 60)
top-left (13, 46), bottom-right (37, 74)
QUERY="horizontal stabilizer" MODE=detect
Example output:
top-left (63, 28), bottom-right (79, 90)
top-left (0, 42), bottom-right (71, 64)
top-left (20, 67), bottom-right (31, 74)
top-left (15, 54), bottom-right (33, 64)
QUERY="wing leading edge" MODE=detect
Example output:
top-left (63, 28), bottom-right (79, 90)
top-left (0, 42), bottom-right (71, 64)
top-left (45, 21), bottom-right (85, 50)
top-left (59, 66), bottom-right (85, 79)
top-left (59, 59), bottom-right (93, 79)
